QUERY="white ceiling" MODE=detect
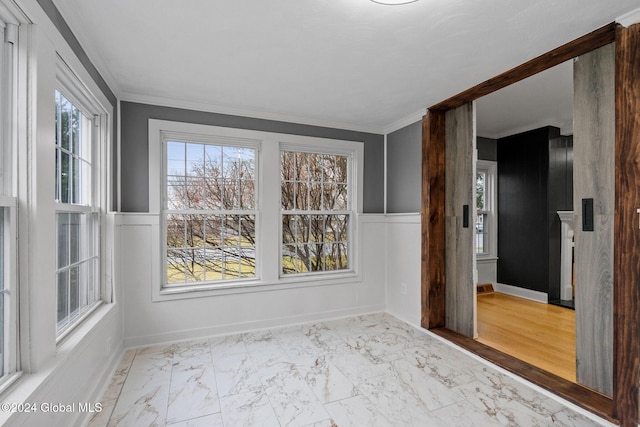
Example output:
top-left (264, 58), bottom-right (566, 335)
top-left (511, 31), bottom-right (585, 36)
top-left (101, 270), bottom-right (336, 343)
top-left (53, 0), bottom-right (638, 134)
top-left (476, 60), bottom-right (573, 139)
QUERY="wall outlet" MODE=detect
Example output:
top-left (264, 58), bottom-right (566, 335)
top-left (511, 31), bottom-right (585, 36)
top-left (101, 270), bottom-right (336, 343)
top-left (401, 283), bottom-right (407, 295)
top-left (106, 336), bottom-right (112, 354)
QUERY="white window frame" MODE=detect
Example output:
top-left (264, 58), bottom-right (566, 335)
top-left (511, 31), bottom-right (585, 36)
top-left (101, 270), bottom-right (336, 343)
top-left (476, 160), bottom-right (497, 259)
top-left (54, 57), bottom-right (108, 340)
top-left (161, 132), bottom-right (260, 287)
top-left (0, 3), bottom-right (20, 389)
top-left (279, 144), bottom-right (355, 277)
top-left (149, 120), bottom-right (364, 301)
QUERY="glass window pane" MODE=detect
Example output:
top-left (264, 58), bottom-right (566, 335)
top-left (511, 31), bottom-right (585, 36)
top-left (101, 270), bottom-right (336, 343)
top-left (167, 141), bottom-right (185, 176)
top-left (55, 90), bottom-right (100, 334)
top-left (238, 148), bottom-right (255, 181)
top-left (69, 265), bottom-right (80, 317)
top-left (60, 95), bottom-right (71, 151)
top-left (57, 213), bottom-right (70, 269)
top-left (476, 171), bottom-right (486, 210)
top-left (204, 145), bottom-right (222, 178)
top-left (57, 270), bottom-right (69, 324)
top-left (71, 105), bottom-right (81, 155)
top-left (60, 151), bottom-right (70, 203)
top-left (166, 214), bottom-right (186, 248)
top-left (281, 150), bottom-right (351, 276)
top-left (165, 141), bottom-right (257, 285)
top-left (166, 249), bottom-right (186, 284)
top-left (186, 143), bottom-right (205, 177)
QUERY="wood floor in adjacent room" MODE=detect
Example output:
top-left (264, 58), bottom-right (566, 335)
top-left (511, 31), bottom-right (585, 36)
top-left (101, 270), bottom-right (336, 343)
top-left (477, 292), bottom-right (576, 382)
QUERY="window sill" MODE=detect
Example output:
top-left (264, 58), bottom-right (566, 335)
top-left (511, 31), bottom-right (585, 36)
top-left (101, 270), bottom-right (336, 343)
top-left (154, 270), bottom-right (361, 302)
top-left (0, 303), bottom-right (118, 426)
top-left (477, 256), bottom-right (498, 262)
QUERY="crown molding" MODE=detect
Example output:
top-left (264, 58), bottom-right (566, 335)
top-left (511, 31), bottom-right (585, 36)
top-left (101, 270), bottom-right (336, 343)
top-left (121, 92), bottom-right (388, 135)
top-left (617, 8), bottom-right (640, 27)
top-left (478, 118), bottom-right (572, 140)
top-left (52, 0), bottom-right (123, 98)
top-left (382, 108), bottom-right (426, 134)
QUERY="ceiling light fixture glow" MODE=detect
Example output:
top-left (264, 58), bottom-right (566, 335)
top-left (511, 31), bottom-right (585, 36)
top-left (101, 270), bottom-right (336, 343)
top-left (370, 0), bottom-right (418, 4)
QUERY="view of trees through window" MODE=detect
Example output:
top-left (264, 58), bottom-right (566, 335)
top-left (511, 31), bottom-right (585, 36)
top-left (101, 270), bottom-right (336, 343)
top-left (281, 151), bottom-right (350, 274)
top-left (54, 90), bottom-right (99, 333)
top-left (164, 142), bottom-right (352, 285)
top-left (165, 142), bottom-right (257, 284)
top-left (476, 170), bottom-right (488, 254)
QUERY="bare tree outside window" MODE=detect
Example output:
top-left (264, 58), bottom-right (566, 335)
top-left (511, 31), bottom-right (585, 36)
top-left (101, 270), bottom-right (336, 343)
top-left (164, 141), bottom-right (352, 285)
top-left (165, 141), bottom-right (256, 284)
top-left (281, 151), bottom-right (350, 274)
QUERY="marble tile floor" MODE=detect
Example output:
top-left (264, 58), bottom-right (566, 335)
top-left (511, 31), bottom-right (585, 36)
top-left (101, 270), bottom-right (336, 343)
top-left (88, 313), bottom-right (612, 427)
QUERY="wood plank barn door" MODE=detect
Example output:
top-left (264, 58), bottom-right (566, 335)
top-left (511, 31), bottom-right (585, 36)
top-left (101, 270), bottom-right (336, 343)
top-left (573, 43), bottom-right (615, 396)
top-left (444, 103), bottom-right (476, 337)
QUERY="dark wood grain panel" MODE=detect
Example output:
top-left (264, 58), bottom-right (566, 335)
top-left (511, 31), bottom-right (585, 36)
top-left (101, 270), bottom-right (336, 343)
top-left (614, 23), bottom-right (640, 427)
top-left (430, 23), bottom-right (616, 112)
top-left (421, 111), bottom-right (446, 329)
top-left (432, 328), bottom-right (615, 424)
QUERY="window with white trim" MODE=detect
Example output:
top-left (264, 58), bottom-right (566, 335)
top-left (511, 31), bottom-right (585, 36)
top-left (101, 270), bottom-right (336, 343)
top-left (163, 137), bottom-right (258, 285)
top-left (151, 120), bottom-right (363, 296)
top-left (0, 11), bottom-right (18, 383)
top-left (281, 150), bottom-right (351, 274)
top-left (476, 160), bottom-right (497, 257)
top-left (54, 73), bottom-right (103, 336)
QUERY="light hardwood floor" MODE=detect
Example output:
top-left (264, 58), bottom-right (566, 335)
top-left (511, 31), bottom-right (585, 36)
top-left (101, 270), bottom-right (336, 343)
top-left (477, 292), bottom-right (576, 382)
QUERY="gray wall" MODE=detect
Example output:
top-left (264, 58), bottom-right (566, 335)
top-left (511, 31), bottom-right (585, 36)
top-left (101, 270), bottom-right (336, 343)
top-left (120, 102), bottom-right (384, 213)
top-left (386, 121), bottom-right (421, 213)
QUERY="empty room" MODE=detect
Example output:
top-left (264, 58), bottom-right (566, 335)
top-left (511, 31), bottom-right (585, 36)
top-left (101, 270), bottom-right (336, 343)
top-left (1, 0), bottom-right (640, 426)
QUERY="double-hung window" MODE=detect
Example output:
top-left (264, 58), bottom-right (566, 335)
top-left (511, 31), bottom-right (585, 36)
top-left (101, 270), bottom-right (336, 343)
top-left (476, 160), bottom-right (497, 257)
top-left (54, 69), bottom-right (103, 336)
top-left (281, 150), bottom-right (351, 275)
top-left (151, 121), bottom-right (362, 296)
top-left (163, 136), bottom-right (258, 285)
top-left (0, 8), bottom-right (18, 383)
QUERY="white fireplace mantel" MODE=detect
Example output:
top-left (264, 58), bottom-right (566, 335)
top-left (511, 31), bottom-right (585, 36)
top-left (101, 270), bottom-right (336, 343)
top-left (557, 211), bottom-right (574, 301)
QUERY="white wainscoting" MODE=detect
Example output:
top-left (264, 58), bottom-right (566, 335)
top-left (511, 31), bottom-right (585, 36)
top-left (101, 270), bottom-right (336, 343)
top-left (116, 213), bottom-right (387, 347)
top-left (384, 214), bottom-right (421, 328)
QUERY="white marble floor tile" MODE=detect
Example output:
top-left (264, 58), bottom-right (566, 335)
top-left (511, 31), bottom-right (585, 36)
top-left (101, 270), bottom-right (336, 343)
top-left (166, 352), bottom-right (220, 425)
top-left (219, 391), bottom-right (280, 427)
top-left (88, 349), bottom-right (137, 427)
top-left (167, 413), bottom-right (224, 427)
top-left (95, 313), bottom-right (614, 427)
top-left (389, 357), bottom-right (466, 411)
top-left (551, 408), bottom-right (610, 427)
top-left (356, 371), bottom-right (436, 426)
top-left (107, 351), bottom-right (173, 427)
top-left (213, 353), bottom-right (262, 397)
top-left (430, 400), bottom-right (503, 427)
top-left (209, 335), bottom-right (247, 359)
top-left (298, 355), bottom-right (359, 404)
top-left (261, 369), bottom-right (330, 426)
top-left (327, 345), bottom-right (391, 383)
top-left (324, 395), bottom-right (393, 427)
top-left (399, 347), bottom-right (478, 388)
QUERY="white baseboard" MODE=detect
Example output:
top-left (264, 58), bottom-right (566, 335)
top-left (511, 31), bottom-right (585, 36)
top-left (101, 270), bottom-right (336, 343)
top-left (493, 283), bottom-right (548, 303)
top-left (123, 304), bottom-right (386, 348)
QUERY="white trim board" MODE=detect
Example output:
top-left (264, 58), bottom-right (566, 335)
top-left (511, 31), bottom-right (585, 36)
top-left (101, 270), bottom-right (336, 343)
top-left (493, 283), bottom-right (548, 304)
top-left (617, 8), bottom-right (640, 27)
